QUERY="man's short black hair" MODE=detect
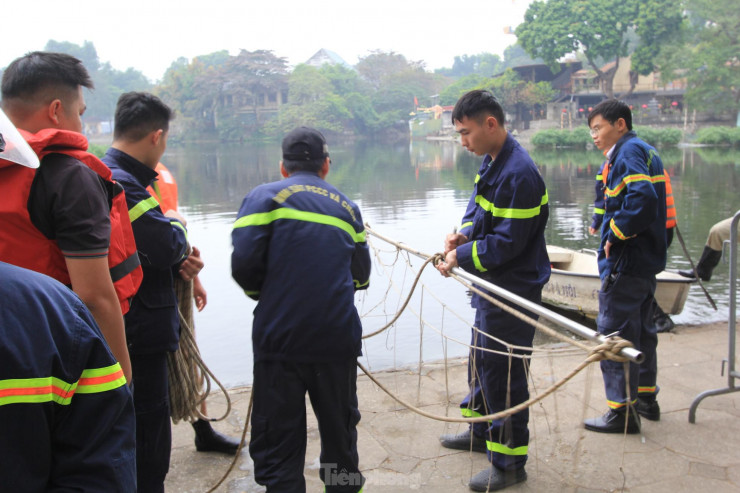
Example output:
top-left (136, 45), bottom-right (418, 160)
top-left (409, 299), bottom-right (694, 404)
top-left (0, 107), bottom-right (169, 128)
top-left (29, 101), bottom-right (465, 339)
top-left (1, 51), bottom-right (93, 105)
top-left (451, 90), bottom-right (505, 127)
top-left (587, 99), bottom-right (633, 131)
top-left (113, 92), bottom-right (172, 141)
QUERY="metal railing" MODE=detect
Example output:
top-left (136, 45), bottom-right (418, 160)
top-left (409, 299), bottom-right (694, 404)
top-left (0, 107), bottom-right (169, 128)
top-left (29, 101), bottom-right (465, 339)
top-left (689, 210), bottom-right (740, 423)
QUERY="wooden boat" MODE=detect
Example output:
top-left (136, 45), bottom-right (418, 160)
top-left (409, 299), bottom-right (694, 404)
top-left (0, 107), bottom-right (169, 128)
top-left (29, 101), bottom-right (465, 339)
top-left (544, 246), bottom-right (693, 318)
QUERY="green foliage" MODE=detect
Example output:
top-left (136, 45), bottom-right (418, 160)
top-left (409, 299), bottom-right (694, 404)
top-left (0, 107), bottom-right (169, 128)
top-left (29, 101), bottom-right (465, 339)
top-left (531, 128), bottom-right (592, 149)
top-left (532, 126), bottom-right (683, 150)
top-left (676, 0), bottom-right (739, 114)
top-left (516, 0), bottom-right (682, 98)
top-left (694, 127), bottom-right (740, 146)
top-left (435, 53), bottom-right (504, 78)
top-left (87, 143), bottom-right (107, 158)
top-left (42, 40), bottom-right (152, 123)
top-left (634, 126), bottom-right (682, 147)
top-left (439, 74), bottom-right (489, 106)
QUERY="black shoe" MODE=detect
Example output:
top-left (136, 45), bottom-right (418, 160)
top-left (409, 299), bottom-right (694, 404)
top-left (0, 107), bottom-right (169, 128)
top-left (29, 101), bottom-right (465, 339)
top-left (584, 409), bottom-right (641, 434)
top-left (655, 314), bottom-right (675, 333)
top-left (678, 269), bottom-right (696, 279)
top-left (635, 398), bottom-right (661, 421)
top-left (193, 419), bottom-right (242, 455)
top-left (439, 429), bottom-right (487, 453)
top-left (468, 465), bottom-right (527, 492)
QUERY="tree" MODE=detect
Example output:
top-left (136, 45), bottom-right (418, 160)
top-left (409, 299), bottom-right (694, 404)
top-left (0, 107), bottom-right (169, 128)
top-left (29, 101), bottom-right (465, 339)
top-left (319, 64), bottom-right (365, 96)
top-left (516, 0), bottom-right (682, 99)
top-left (356, 51), bottom-right (426, 90)
top-left (42, 40), bottom-right (151, 123)
top-left (439, 74), bottom-right (490, 105)
top-left (436, 53), bottom-right (504, 78)
top-left (502, 43), bottom-right (542, 69)
top-left (288, 64), bottom-right (333, 104)
top-left (660, 0), bottom-right (740, 115)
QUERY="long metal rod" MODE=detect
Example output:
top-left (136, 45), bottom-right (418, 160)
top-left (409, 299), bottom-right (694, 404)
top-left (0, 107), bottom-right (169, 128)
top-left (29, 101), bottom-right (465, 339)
top-left (366, 227), bottom-right (644, 364)
top-left (689, 209), bottom-right (740, 423)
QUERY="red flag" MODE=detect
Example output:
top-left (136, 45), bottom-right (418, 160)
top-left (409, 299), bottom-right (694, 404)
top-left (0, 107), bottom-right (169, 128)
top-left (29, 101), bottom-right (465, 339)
top-left (414, 96), bottom-right (418, 107)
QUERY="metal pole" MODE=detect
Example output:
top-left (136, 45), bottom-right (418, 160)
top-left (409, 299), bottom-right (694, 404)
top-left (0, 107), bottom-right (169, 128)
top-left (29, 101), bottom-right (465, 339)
top-left (688, 210), bottom-right (740, 423)
top-left (366, 227), bottom-right (644, 364)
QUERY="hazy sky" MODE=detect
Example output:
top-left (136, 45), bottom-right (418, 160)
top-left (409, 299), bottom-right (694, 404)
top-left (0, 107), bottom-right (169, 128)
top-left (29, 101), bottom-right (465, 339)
top-left (2, 0), bottom-right (534, 82)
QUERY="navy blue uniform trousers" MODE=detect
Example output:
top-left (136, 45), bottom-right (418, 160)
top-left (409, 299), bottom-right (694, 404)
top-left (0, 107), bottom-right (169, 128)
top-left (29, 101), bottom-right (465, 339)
top-left (131, 352), bottom-right (171, 493)
top-left (250, 360), bottom-right (364, 493)
top-left (461, 288), bottom-right (540, 471)
top-left (597, 273), bottom-right (659, 407)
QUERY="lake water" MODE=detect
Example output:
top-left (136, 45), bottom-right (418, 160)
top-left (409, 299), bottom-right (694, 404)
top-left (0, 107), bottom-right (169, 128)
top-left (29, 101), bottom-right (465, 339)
top-left (163, 139), bottom-right (740, 387)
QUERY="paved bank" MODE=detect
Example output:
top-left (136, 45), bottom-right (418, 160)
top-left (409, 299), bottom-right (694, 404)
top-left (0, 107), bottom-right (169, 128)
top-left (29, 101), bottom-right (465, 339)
top-left (167, 321), bottom-right (740, 492)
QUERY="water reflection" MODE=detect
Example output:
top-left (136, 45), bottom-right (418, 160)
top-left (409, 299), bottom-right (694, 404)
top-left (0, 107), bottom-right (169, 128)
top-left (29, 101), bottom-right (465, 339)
top-left (164, 139), bottom-right (739, 386)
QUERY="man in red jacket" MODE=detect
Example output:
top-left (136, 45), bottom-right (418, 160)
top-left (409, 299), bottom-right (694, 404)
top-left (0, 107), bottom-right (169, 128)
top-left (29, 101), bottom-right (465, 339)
top-left (0, 52), bottom-right (138, 383)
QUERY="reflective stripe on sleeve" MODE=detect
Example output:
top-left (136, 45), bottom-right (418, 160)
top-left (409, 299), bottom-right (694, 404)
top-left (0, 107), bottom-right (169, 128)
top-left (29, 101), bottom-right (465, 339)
top-left (609, 218), bottom-right (634, 241)
top-left (233, 208), bottom-right (366, 243)
top-left (605, 174), bottom-right (654, 197)
top-left (474, 191), bottom-right (548, 219)
top-left (129, 196), bottom-right (160, 222)
top-left (472, 241), bottom-right (488, 273)
top-left (0, 363), bottom-right (126, 407)
top-left (76, 363), bottom-right (127, 394)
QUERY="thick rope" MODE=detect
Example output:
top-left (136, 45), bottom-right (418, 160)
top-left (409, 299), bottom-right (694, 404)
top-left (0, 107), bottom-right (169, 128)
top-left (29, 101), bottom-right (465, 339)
top-left (361, 254), bottom-right (439, 339)
top-left (167, 275), bottom-right (232, 423)
top-left (205, 390), bottom-right (254, 493)
top-left (357, 335), bottom-right (632, 423)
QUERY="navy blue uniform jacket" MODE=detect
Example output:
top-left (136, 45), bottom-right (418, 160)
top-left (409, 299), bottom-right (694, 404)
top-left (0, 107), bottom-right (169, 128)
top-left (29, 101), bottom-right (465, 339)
top-left (103, 148), bottom-right (188, 354)
top-left (456, 134), bottom-right (550, 307)
top-left (232, 171), bottom-right (371, 363)
top-left (598, 131), bottom-right (667, 280)
top-left (0, 261), bottom-right (135, 492)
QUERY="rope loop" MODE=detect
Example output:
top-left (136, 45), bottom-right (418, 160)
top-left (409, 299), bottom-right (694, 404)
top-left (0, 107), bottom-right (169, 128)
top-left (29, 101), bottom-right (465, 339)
top-left (588, 336), bottom-right (634, 364)
top-left (431, 252), bottom-right (445, 267)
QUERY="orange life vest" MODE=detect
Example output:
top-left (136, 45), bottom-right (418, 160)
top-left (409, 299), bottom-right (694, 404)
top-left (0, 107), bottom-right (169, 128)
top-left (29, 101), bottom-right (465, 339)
top-left (146, 162), bottom-right (179, 212)
top-left (0, 128), bottom-right (142, 314)
top-left (664, 171), bottom-right (677, 229)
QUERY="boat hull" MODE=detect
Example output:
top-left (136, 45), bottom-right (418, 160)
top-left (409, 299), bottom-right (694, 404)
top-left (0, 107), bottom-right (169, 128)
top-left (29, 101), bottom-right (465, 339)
top-left (543, 246), bottom-right (692, 318)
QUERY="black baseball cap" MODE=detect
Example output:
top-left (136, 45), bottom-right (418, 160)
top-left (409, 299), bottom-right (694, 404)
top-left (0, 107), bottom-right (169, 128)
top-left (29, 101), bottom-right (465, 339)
top-left (282, 126), bottom-right (329, 163)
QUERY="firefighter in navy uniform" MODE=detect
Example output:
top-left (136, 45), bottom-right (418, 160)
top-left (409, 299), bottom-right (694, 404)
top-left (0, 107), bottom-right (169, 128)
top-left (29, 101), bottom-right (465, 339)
top-left (102, 92), bottom-right (193, 493)
top-left (437, 90), bottom-right (550, 492)
top-left (232, 127), bottom-right (370, 493)
top-left (590, 158), bottom-right (678, 334)
top-left (0, 122), bottom-right (136, 492)
top-left (583, 99), bottom-right (667, 432)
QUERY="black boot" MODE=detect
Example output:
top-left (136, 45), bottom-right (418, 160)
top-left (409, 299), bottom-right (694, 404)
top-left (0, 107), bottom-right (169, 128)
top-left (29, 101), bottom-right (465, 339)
top-left (653, 303), bottom-right (675, 333)
top-left (584, 408), bottom-right (641, 434)
top-left (439, 429), bottom-right (487, 453)
top-left (192, 419), bottom-right (241, 455)
top-left (635, 397), bottom-right (661, 421)
top-left (679, 246), bottom-right (722, 281)
top-left (468, 465), bottom-right (527, 492)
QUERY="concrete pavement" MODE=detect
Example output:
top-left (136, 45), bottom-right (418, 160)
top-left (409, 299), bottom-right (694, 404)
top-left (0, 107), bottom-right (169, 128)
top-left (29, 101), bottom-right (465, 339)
top-left (166, 321), bottom-right (740, 492)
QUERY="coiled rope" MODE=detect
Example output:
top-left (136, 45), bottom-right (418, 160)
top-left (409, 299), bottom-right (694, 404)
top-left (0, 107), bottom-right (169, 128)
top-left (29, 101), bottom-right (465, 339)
top-left (168, 275), bottom-right (232, 424)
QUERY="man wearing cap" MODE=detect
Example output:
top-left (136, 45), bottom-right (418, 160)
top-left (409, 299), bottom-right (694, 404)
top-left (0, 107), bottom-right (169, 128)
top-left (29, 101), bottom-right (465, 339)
top-left (232, 126), bottom-right (370, 493)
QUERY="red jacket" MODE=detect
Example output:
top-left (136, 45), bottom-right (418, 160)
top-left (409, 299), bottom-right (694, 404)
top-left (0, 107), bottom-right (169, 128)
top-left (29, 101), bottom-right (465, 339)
top-left (0, 129), bottom-right (142, 313)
